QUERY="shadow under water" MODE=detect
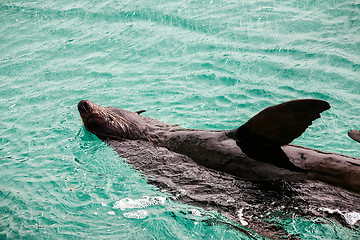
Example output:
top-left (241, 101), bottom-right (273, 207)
top-left (105, 139), bottom-right (360, 239)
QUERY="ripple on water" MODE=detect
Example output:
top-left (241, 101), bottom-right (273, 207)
top-left (1, 0), bottom-right (360, 239)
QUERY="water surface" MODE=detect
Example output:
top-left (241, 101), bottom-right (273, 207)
top-left (1, 0), bottom-right (360, 239)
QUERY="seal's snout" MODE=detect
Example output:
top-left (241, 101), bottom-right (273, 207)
top-left (78, 100), bottom-right (92, 113)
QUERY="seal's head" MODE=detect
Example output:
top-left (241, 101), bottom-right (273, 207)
top-left (78, 100), bottom-right (148, 140)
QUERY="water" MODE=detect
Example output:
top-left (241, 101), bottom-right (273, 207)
top-left (1, 0), bottom-right (359, 239)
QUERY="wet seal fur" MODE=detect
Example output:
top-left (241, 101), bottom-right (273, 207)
top-left (78, 99), bottom-right (360, 238)
top-left (78, 99), bottom-right (360, 193)
top-left (349, 130), bottom-right (360, 143)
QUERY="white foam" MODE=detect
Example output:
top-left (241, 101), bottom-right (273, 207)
top-left (226, 198), bottom-right (235, 203)
top-left (236, 208), bottom-right (248, 226)
top-left (320, 207), bottom-right (342, 215)
top-left (113, 196), bottom-right (166, 210)
top-left (107, 211), bottom-right (115, 215)
top-left (190, 209), bottom-right (201, 217)
top-left (175, 189), bottom-right (187, 198)
top-left (344, 212), bottom-right (360, 225)
top-left (320, 208), bottom-right (360, 226)
top-left (123, 210), bottom-right (148, 219)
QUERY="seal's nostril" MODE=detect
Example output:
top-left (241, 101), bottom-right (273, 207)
top-left (78, 100), bottom-right (90, 113)
top-left (83, 101), bottom-right (88, 110)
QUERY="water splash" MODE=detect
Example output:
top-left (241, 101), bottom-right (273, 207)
top-left (320, 208), bottom-right (360, 226)
top-left (123, 210), bottom-right (148, 219)
top-left (113, 196), bottom-right (166, 210)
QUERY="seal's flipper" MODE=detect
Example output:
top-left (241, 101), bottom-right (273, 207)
top-left (237, 141), bottom-right (303, 171)
top-left (235, 99), bottom-right (330, 146)
top-left (136, 110), bottom-right (146, 115)
top-left (348, 130), bottom-right (360, 143)
top-left (233, 99), bottom-right (330, 170)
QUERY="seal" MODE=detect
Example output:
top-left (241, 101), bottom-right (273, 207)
top-left (78, 99), bottom-right (360, 237)
top-left (78, 99), bottom-right (360, 193)
top-left (349, 130), bottom-right (360, 143)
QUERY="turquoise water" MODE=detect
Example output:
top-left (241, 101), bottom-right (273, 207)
top-left (1, 0), bottom-right (360, 239)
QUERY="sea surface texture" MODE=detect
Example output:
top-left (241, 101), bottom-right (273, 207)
top-left (1, 0), bottom-right (360, 239)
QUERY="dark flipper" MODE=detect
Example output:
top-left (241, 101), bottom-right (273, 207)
top-left (233, 99), bottom-right (330, 170)
top-left (348, 130), bottom-right (360, 143)
top-left (136, 110), bottom-right (146, 115)
top-left (237, 142), bottom-right (302, 171)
